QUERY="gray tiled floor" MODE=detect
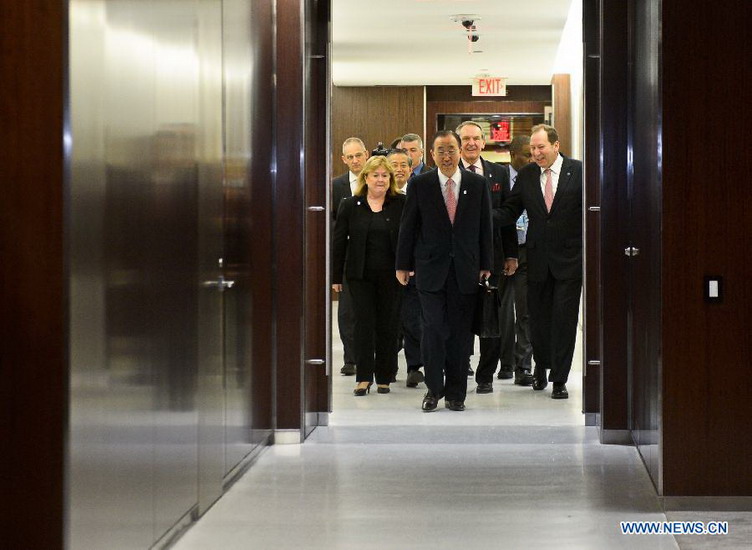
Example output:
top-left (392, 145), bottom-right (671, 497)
top-left (172, 306), bottom-right (746, 549)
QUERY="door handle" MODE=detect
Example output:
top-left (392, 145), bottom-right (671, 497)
top-left (202, 275), bottom-right (235, 291)
top-left (307, 206), bottom-right (325, 212)
top-left (305, 359), bottom-right (325, 365)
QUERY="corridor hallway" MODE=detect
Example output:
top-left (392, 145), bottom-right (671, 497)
top-left (174, 307), bottom-right (683, 550)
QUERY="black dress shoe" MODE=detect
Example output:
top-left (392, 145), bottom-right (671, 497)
top-left (340, 363), bottom-right (356, 376)
top-left (552, 383), bottom-right (569, 399)
top-left (514, 370), bottom-right (534, 386)
top-left (422, 391), bottom-right (439, 412)
top-left (532, 367), bottom-right (547, 390)
top-left (445, 400), bottom-right (466, 411)
top-left (377, 385), bottom-right (390, 394)
top-left (405, 369), bottom-right (424, 388)
top-left (476, 382), bottom-right (493, 394)
top-left (497, 368), bottom-right (513, 380)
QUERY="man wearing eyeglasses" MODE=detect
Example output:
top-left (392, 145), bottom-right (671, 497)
top-left (332, 137), bottom-right (369, 376)
top-left (396, 130), bottom-right (493, 412)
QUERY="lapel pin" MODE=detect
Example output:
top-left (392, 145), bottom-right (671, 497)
top-left (463, 190), bottom-right (467, 195)
top-left (357, 200), bottom-right (361, 205)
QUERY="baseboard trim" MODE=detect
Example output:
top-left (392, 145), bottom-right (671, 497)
top-left (662, 497), bottom-right (752, 511)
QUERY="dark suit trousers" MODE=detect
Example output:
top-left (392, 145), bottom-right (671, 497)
top-left (419, 264), bottom-right (476, 401)
top-left (512, 246), bottom-right (533, 370)
top-left (400, 278), bottom-right (423, 371)
top-left (348, 269), bottom-right (401, 384)
top-left (338, 276), bottom-right (357, 365)
top-left (476, 275), bottom-right (513, 383)
top-left (527, 268), bottom-right (582, 384)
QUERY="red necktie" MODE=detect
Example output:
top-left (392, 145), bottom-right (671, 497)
top-left (445, 178), bottom-right (457, 224)
top-left (544, 169), bottom-right (554, 212)
top-left (468, 164), bottom-right (477, 173)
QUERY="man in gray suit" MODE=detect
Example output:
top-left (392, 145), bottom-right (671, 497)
top-left (399, 133), bottom-right (430, 178)
top-left (332, 137), bottom-right (369, 375)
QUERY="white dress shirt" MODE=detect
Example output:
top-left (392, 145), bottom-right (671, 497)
top-left (349, 171), bottom-right (358, 195)
top-left (461, 159), bottom-right (483, 177)
top-left (539, 154), bottom-right (564, 196)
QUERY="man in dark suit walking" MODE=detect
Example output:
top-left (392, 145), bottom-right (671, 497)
top-left (396, 130), bottom-right (493, 411)
top-left (456, 121), bottom-right (519, 393)
top-left (498, 125), bottom-right (583, 399)
top-left (332, 137), bottom-right (369, 375)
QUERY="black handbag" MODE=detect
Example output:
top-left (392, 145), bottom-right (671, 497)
top-left (472, 279), bottom-right (501, 338)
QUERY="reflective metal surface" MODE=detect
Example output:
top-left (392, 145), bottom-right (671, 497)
top-left (69, 0), bottom-right (257, 546)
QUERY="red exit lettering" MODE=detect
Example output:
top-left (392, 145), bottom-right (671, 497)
top-left (479, 78), bottom-right (501, 95)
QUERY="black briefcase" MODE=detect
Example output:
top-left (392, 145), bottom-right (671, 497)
top-left (472, 279), bottom-right (501, 338)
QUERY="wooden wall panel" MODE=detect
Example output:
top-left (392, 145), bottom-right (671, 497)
top-left (0, 3), bottom-right (67, 548)
top-left (582, 0), bottom-right (601, 418)
top-left (551, 73), bottom-right (572, 155)
top-left (599, 0), bottom-right (630, 434)
top-left (661, 0), bottom-right (752, 496)
top-left (275, 0), bottom-right (306, 431)
top-left (331, 86), bottom-right (424, 172)
top-left (249, 0), bottom-right (275, 435)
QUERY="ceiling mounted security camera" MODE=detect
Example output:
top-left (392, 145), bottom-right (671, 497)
top-left (462, 19), bottom-right (474, 29)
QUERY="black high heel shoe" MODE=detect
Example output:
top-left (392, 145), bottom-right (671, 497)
top-left (376, 384), bottom-right (390, 394)
top-left (353, 382), bottom-right (372, 396)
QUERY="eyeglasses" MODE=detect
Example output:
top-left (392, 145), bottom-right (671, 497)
top-left (434, 148), bottom-right (458, 157)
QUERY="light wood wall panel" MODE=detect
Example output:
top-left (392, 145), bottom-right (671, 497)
top-left (331, 86), bottom-right (425, 175)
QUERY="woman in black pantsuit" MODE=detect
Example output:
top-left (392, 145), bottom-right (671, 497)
top-left (332, 155), bottom-right (405, 396)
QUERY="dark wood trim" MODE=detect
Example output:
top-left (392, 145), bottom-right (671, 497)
top-left (427, 85), bottom-right (552, 102)
top-left (274, 0), bottom-right (306, 430)
top-left (0, 3), bottom-right (67, 548)
top-left (598, 0), bottom-right (630, 433)
top-left (582, 0), bottom-right (601, 416)
top-left (249, 0), bottom-right (275, 433)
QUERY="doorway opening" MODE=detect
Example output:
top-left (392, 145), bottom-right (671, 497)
top-left (325, 0), bottom-right (590, 431)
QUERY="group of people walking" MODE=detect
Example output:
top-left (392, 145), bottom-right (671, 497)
top-left (332, 123), bottom-right (583, 411)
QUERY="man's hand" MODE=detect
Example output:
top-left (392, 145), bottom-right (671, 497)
top-left (396, 270), bottom-right (413, 285)
top-left (503, 258), bottom-right (519, 276)
top-left (479, 270), bottom-right (491, 282)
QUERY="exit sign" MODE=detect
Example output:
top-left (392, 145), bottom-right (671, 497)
top-left (472, 76), bottom-right (507, 97)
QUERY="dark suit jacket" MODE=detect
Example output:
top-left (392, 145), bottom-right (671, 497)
top-left (396, 169), bottom-right (493, 295)
top-left (460, 158), bottom-right (518, 275)
top-left (331, 172), bottom-right (353, 221)
top-left (498, 155), bottom-right (583, 282)
top-left (332, 193), bottom-right (406, 284)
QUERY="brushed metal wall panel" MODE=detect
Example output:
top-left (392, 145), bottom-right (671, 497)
top-left (69, 0), bottom-right (223, 545)
top-left (222, 0), bottom-right (256, 474)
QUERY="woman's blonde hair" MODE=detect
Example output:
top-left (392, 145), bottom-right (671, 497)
top-left (354, 155), bottom-right (399, 197)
